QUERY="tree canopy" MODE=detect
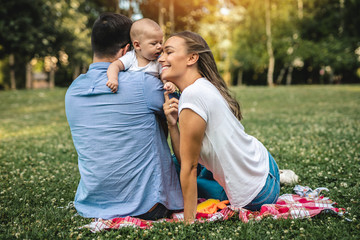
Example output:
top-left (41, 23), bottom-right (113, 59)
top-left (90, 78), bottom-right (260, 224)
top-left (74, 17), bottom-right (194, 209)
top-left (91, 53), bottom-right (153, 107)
top-left (0, 0), bottom-right (359, 89)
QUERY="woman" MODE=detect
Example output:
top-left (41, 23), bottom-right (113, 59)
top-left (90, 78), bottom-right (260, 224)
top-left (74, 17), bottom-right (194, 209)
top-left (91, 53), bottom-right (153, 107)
top-left (159, 31), bottom-right (280, 223)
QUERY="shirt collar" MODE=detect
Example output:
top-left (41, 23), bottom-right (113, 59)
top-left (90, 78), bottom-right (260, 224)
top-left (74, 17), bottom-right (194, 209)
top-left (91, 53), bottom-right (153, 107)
top-left (89, 62), bottom-right (111, 70)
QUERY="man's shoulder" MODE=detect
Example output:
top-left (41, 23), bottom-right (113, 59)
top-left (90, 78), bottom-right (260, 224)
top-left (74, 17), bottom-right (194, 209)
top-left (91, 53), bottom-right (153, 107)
top-left (120, 71), bottom-right (159, 83)
top-left (118, 71), bottom-right (145, 82)
top-left (118, 71), bottom-right (162, 92)
top-left (65, 73), bottom-right (86, 94)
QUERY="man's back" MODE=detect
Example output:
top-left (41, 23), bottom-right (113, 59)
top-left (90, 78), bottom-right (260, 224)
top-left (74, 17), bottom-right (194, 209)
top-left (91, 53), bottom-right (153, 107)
top-left (65, 62), bottom-right (183, 219)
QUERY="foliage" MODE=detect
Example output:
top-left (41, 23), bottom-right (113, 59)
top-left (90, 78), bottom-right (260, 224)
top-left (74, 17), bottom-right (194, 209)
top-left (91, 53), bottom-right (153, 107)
top-left (0, 0), bottom-right (61, 59)
top-left (0, 0), bottom-right (126, 88)
top-left (299, 0), bottom-right (359, 73)
top-left (0, 0), bottom-right (359, 88)
top-left (1, 85), bottom-right (359, 239)
top-left (139, 0), bottom-right (217, 34)
top-left (198, 3), bottom-right (246, 82)
top-left (227, 0), bottom-right (360, 85)
top-left (54, 0), bottom-right (92, 66)
top-left (231, 0), bottom-right (268, 72)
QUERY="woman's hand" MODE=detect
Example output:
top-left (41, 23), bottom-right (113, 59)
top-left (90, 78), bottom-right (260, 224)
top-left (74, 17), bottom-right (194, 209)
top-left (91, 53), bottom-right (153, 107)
top-left (163, 91), bottom-right (179, 127)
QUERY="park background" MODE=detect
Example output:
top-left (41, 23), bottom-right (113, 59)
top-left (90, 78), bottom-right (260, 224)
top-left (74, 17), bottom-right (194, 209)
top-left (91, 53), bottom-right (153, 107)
top-left (0, 0), bottom-right (360, 89)
top-left (1, 0), bottom-right (359, 239)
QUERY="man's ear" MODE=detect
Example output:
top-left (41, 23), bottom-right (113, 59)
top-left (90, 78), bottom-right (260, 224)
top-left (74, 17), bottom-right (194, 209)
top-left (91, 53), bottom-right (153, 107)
top-left (187, 53), bottom-right (199, 66)
top-left (116, 44), bottom-right (130, 58)
top-left (123, 44), bottom-right (130, 54)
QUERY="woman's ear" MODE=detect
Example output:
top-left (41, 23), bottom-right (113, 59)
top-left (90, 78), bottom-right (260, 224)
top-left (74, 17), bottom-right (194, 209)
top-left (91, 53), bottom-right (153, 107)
top-left (187, 53), bottom-right (199, 66)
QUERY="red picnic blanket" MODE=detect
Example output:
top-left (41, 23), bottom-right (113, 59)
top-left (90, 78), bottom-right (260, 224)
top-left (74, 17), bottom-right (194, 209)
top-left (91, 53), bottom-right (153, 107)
top-left (81, 187), bottom-right (346, 233)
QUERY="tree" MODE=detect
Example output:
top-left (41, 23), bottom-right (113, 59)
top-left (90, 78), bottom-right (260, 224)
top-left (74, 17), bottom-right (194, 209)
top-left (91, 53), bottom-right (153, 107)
top-left (0, 0), bottom-right (74, 89)
top-left (265, 0), bottom-right (275, 87)
top-left (139, 0), bottom-right (217, 35)
top-left (54, 0), bottom-right (94, 82)
top-left (198, 2), bottom-right (246, 85)
top-left (297, 0), bottom-right (359, 83)
top-left (230, 0), bottom-right (269, 85)
top-left (0, 0), bottom-right (116, 89)
top-left (271, 0), bottom-right (301, 85)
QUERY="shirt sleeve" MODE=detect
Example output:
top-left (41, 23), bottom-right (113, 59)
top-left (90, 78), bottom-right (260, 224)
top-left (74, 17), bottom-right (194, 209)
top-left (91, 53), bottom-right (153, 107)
top-left (179, 88), bottom-right (208, 123)
top-left (143, 74), bottom-right (165, 117)
top-left (119, 50), bottom-right (136, 70)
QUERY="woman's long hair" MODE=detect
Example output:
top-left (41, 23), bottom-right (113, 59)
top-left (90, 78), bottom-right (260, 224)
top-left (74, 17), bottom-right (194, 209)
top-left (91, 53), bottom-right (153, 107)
top-left (171, 31), bottom-right (242, 121)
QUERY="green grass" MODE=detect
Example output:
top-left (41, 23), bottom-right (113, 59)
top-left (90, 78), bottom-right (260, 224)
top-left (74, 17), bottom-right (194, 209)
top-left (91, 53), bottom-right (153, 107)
top-left (1, 85), bottom-right (359, 239)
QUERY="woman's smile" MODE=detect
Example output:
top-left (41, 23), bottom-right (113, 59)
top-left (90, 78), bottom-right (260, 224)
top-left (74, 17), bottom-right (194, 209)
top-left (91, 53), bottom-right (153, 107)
top-left (158, 36), bottom-right (189, 82)
top-left (161, 65), bottom-right (170, 71)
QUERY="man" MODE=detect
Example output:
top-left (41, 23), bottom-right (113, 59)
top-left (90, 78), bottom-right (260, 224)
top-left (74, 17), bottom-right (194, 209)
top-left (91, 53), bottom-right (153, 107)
top-left (65, 13), bottom-right (183, 220)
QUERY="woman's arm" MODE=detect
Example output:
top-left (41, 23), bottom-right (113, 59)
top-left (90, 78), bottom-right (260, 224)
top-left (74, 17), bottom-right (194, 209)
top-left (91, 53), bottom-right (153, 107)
top-left (163, 91), bottom-right (181, 161)
top-left (179, 108), bottom-right (206, 223)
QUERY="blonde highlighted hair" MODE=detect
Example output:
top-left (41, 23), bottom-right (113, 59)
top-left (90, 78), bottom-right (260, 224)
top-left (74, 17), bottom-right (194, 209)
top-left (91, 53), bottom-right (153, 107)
top-left (172, 31), bottom-right (242, 121)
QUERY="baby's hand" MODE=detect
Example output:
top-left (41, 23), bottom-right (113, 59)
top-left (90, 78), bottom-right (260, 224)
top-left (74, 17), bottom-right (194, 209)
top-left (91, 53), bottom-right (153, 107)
top-left (106, 78), bottom-right (118, 93)
top-left (107, 60), bottom-right (124, 93)
top-left (164, 81), bottom-right (176, 93)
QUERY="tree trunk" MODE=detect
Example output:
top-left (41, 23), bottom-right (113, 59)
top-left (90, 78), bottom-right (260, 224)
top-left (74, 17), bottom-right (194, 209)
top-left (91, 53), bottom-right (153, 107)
top-left (297, 0), bottom-right (303, 19)
top-left (115, 0), bottom-right (120, 14)
top-left (339, 0), bottom-right (344, 35)
top-left (26, 62), bottom-right (32, 89)
top-left (276, 64), bottom-right (287, 85)
top-left (127, 0), bottom-right (133, 17)
top-left (81, 64), bottom-right (87, 74)
top-left (286, 65), bottom-right (293, 85)
top-left (169, 0), bottom-right (175, 33)
top-left (265, 0), bottom-right (274, 87)
top-left (158, 1), bottom-right (165, 34)
top-left (73, 65), bottom-right (80, 80)
top-left (9, 54), bottom-right (16, 90)
top-left (49, 67), bottom-right (55, 88)
top-left (328, 68), bottom-right (334, 84)
top-left (237, 68), bottom-right (243, 86)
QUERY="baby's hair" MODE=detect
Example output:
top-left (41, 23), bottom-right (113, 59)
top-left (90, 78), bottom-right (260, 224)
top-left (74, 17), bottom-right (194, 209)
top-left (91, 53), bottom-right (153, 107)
top-left (130, 18), bottom-right (162, 42)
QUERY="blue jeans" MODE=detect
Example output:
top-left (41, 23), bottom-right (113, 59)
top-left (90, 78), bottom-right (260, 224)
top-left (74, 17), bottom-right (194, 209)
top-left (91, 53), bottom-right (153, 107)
top-left (172, 153), bottom-right (280, 211)
top-left (172, 155), bottom-right (228, 201)
top-left (244, 153), bottom-right (280, 211)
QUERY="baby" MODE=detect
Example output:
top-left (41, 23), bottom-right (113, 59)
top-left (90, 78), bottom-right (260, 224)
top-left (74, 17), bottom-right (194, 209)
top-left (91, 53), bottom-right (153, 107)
top-left (106, 18), bottom-right (176, 93)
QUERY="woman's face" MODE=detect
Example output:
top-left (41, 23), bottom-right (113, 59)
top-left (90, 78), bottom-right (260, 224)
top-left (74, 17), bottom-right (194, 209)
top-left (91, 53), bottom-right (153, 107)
top-left (158, 36), bottom-right (190, 82)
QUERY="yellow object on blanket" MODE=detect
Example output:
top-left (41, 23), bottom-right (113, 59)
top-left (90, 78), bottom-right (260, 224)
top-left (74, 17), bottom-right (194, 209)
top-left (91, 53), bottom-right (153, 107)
top-left (197, 199), bottom-right (230, 214)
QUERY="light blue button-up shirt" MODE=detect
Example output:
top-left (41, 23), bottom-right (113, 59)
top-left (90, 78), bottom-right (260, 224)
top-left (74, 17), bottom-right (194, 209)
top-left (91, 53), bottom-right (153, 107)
top-left (65, 62), bottom-right (183, 219)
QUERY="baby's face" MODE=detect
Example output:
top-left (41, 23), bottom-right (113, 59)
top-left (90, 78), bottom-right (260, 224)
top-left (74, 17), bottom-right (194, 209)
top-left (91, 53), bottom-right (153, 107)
top-left (138, 29), bottom-right (163, 61)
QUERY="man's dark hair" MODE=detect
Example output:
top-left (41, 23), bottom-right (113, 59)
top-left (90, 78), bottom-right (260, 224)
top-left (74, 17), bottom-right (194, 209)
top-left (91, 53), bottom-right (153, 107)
top-left (91, 13), bottom-right (132, 58)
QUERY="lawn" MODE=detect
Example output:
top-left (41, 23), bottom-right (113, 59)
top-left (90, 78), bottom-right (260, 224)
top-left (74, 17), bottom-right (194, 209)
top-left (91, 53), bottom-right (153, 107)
top-left (0, 85), bottom-right (359, 239)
